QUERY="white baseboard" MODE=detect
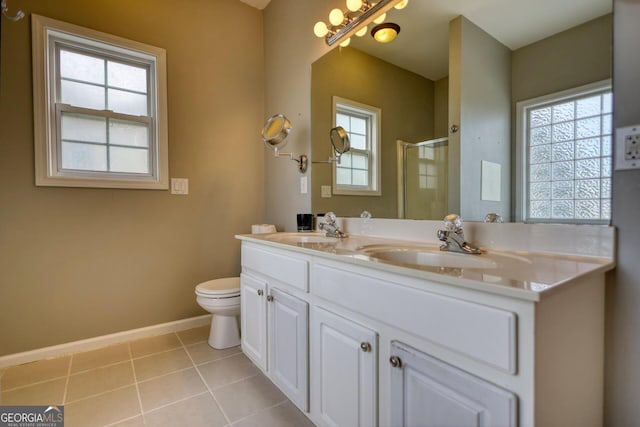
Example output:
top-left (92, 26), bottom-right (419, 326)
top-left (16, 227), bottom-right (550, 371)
top-left (0, 314), bottom-right (212, 369)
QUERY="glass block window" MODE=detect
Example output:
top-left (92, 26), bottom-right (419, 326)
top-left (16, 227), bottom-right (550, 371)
top-left (522, 84), bottom-right (612, 223)
top-left (32, 15), bottom-right (168, 189)
top-left (333, 97), bottom-right (381, 195)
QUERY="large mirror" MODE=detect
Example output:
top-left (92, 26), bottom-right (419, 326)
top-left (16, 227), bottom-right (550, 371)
top-left (311, 0), bottom-right (612, 222)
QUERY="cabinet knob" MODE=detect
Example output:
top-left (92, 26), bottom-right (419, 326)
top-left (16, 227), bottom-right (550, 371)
top-left (257, 289), bottom-right (264, 296)
top-left (267, 295), bottom-right (274, 302)
top-left (360, 342), bottom-right (372, 352)
top-left (389, 356), bottom-right (403, 368)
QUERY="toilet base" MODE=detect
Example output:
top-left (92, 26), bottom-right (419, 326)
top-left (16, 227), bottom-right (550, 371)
top-left (208, 314), bottom-right (241, 349)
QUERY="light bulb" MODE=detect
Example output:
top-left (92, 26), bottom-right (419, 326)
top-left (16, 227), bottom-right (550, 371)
top-left (339, 37), bottom-right (351, 47)
top-left (314, 21), bottom-right (329, 37)
top-left (373, 12), bottom-right (386, 24)
top-left (346, 0), bottom-right (363, 12)
top-left (355, 25), bottom-right (368, 37)
top-left (394, 0), bottom-right (409, 9)
top-left (329, 8), bottom-right (345, 26)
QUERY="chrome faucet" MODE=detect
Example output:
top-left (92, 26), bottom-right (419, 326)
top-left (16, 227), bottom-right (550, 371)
top-left (484, 213), bottom-right (503, 223)
top-left (319, 212), bottom-right (347, 238)
top-left (437, 214), bottom-right (481, 254)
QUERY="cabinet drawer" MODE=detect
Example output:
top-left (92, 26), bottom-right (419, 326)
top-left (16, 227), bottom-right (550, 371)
top-left (313, 263), bottom-right (517, 373)
top-left (242, 244), bottom-right (309, 291)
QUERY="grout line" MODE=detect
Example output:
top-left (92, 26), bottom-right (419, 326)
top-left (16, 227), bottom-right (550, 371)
top-left (2, 375), bottom-right (69, 393)
top-left (191, 350), bottom-right (244, 368)
top-left (207, 372), bottom-right (260, 393)
top-left (127, 342), bottom-right (146, 424)
top-left (130, 345), bottom-right (185, 361)
top-left (63, 383), bottom-right (135, 405)
top-left (61, 355), bottom-right (73, 404)
top-left (229, 399), bottom-right (291, 426)
top-left (142, 390), bottom-right (210, 415)
top-left (176, 332), bottom-right (234, 426)
top-left (103, 413), bottom-right (144, 427)
top-left (68, 359), bottom-right (133, 377)
top-left (135, 366), bottom-right (194, 385)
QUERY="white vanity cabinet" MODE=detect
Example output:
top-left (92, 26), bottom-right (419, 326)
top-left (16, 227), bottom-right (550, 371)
top-left (237, 236), bottom-right (609, 427)
top-left (240, 244), bottom-right (310, 411)
top-left (240, 273), bottom-right (267, 370)
top-left (310, 306), bottom-right (378, 427)
top-left (389, 341), bottom-right (517, 427)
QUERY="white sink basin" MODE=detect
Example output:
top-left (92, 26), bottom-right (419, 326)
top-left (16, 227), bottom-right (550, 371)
top-left (358, 244), bottom-right (531, 270)
top-left (370, 249), bottom-right (496, 269)
top-left (263, 232), bottom-right (340, 244)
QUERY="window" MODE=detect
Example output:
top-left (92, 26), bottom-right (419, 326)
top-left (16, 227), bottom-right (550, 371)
top-left (32, 15), bottom-right (168, 189)
top-left (333, 97), bottom-right (381, 195)
top-left (516, 80), bottom-right (612, 223)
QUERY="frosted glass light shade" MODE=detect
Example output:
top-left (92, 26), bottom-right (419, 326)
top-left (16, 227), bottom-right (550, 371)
top-left (371, 23), bottom-right (400, 43)
top-left (346, 0), bottom-right (363, 12)
top-left (314, 21), bottom-right (329, 37)
top-left (373, 12), bottom-right (386, 24)
top-left (329, 8), bottom-right (345, 25)
top-left (355, 25), bottom-right (368, 37)
top-left (394, 0), bottom-right (409, 9)
top-left (339, 37), bottom-right (351, 47)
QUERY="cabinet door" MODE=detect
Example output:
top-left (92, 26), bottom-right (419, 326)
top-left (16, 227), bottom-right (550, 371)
top-left (389, 341), bottom-right (517, 427)
top-left (240, 273), bottom-right (267, 370)
top-left (268, 287), bottom-right (309, 411)
top-left (311, 306), bottom-right (377, 427)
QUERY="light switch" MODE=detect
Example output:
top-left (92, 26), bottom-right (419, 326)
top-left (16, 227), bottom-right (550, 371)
top-left (321, 185), bottom-right (332, 198)
top-left (171, 178), bottom-right (189, 195)
top-left (300, 176), bottom-right (308, 194)
top-left (615, 125), bottom-right (640, 170)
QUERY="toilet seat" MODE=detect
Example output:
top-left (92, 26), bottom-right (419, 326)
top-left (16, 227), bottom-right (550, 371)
top-left (195, 277), bottom-right (240, 298)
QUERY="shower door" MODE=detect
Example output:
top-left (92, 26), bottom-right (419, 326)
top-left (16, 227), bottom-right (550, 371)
top-left (397, 138), bottom-right (449, 220)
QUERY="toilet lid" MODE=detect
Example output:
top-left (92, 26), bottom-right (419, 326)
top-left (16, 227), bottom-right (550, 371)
top-left (195, 277), bottom-right (240, 297)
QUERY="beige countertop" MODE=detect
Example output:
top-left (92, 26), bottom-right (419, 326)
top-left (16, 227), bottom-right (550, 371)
top-left (236, 232), bottom-right (615, 301)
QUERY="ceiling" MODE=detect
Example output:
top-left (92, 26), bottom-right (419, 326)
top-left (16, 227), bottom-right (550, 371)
top-left (348, 0), bottom-right (612, 80)
top-left (239, 0), bottom-right (271, 10)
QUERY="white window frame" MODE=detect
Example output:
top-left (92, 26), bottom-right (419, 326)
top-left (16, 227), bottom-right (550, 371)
top-left (332, 96), bottom-right (381, 196)
top-left (515, 79), bottom-right (612, 223)
top-left (32, 15), bottom-right (169, 189)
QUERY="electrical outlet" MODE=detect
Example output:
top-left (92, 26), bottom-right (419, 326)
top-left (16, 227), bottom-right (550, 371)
top-left (321, 185), bottom-right (332, 198)
top-left (171, 178), bottom-right (189, 195)
top-left (616, 125), bottom-right (640, 170)
top-left (624, 134), bottom-right (640, 160)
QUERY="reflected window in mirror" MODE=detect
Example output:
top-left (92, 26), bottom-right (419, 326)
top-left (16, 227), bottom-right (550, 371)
top-left (517, 80), bottom-right (612, 224)
top-left (333, 96), bottom-right (381, 196)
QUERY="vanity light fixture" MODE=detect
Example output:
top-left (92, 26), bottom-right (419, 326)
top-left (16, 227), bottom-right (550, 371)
top-left (313, 0), bottom-right (406, 46)
top-left (371, 22), bottom-right (400, 43)
top-left (1, 0), bottom-right (25, 21)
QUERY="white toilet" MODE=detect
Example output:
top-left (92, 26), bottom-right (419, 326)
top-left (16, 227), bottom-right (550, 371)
top-left (195, 277), bottom-right (241, 349)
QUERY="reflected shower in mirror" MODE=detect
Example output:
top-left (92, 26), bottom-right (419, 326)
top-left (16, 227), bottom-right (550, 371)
top-left (311, 0), bottom-right (612, 222)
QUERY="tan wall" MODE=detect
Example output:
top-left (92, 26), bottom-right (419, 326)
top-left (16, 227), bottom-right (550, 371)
top-left (262, 0), bottom-right (340, 231)
top-left (434, 77), bottom-right (449, 139)
top-left (0, 0), bottom-right (264, 356)
top-left (311, 47), bottom-right (435, 219)
top-left (512, 14), bottom-right (612, 104)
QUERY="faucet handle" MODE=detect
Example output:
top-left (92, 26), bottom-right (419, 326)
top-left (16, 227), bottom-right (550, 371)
top-left (484, 213), bottom-right (503, 223)
top-left (443, 213), bottom-right (463, 232)
top-left (324, 211), bottom-right (337, 224)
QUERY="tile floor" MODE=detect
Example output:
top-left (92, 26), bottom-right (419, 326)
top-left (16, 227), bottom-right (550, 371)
top-left (0, 326), bottom-right (314, 427)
